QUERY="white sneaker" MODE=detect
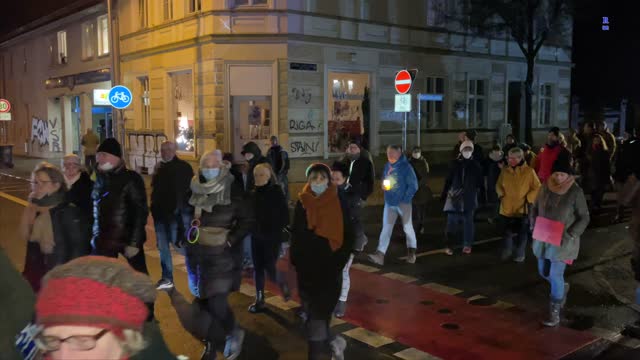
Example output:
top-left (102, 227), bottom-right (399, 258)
top-left (330, 335), bottom-right (347, 360)
top-left (156, 279), bottom-right (174, 291)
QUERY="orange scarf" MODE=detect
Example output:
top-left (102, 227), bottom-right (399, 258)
top-left (298, 183), bottom-right (344, 251)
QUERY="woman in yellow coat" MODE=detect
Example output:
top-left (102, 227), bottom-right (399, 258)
top-left (496, 147), bottom-right (542, 262)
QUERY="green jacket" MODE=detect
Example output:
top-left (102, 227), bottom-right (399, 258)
top-left (531, 183), bottom-right (590, 261)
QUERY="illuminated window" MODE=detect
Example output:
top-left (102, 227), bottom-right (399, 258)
top-left (97, 15), bottom-right (109, 56)
top-left (81, 22), bottom-right (95, 59)
top-left (57, 31), bottom-right (67, 64)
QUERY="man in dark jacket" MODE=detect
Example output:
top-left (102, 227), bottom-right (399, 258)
top-left (343, 140), bottom-right (375, 202)
top-left (92, 138), bottom-right (150, 275)
top-left (241, 141), bottom-right (269, 191)
top-left (409, 146), bottom-right (431, 235)
top-left (151, 141), bottom-right (194, 290)
top-left (442, 141), bottom-right (484, 255)
top-left (62, 154), bottom-right (94, 215)
top-left (266, 136), bottom-right (290, 201)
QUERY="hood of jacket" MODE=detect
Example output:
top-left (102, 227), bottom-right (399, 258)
top-left (241, 142), bottom-right (262, 158)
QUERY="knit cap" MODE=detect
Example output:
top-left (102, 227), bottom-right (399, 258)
top-left (97, 138), bottom-right (123, 158)
top-left (35, 256), bottom-right (156, 334)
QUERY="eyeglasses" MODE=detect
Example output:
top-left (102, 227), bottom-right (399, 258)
top-left (35, 329), bottom-right (110, 352)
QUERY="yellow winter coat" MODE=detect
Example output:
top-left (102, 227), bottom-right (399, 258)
top-left (496, 163), bottom-right (541, 217)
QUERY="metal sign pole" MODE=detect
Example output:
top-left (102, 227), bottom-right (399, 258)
top-left (417, 95), bottom-right (421, 148)
top-left (403, 112), bottom-right (407, 151)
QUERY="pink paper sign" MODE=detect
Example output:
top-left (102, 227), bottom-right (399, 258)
top-left (533, 216), bottom-right (565, 246)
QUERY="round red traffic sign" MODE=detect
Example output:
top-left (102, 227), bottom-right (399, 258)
top-left (394, 70), bottom-right (413, 94)
top-left (0, 99), bottom-right (10, 113)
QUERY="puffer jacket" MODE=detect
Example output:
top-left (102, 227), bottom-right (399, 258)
top-left (531, 183), bottom-right (590, 261)
top-left (496, 162), bottom-right (541, 217)
top-left (91, 163), bottom-right (148, 252)
top-left (382, 156), bottom-right (418, 206)
top-left (186, 171), bottom-right (253, 299)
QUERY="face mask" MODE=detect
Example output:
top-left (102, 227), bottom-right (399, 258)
top-left (98, 162), bottom-right (115, 171)
top-left (412, 152), bottom-right (421, 159)
top-left (244, 153), bottom-right (255, 161)
top-left (311, 183), bottom-right (328, 195)
top-left (462, 151), bottom-right (472, 159)
top-left (202, 168), bottom-right (220, 181)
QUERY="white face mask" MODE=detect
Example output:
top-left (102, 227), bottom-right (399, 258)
top-left (462, 151), bottom-right (473, 159)
top-left (98, 162), bottom-right (115, 171)
top-left (412, 152), bottom-right (421, 159)
top-left (244, 153), bottom-right (255, 161)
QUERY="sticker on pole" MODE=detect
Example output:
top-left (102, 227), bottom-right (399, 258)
top-left (394, 70), bottom-right (413, 94)
top-left (395, 94), bottom-right (411, 112)
top-left (108, 85), bottom-right (132, 109)
top-left (0, 99), bottom-right (11, 113)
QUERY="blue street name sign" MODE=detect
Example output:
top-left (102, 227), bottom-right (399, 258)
top-left (418, 93), bottom-right (444, 101)
top-left (108, 85), bottom-right (132, 109)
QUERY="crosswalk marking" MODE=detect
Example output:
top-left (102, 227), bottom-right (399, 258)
top-left (239, 283), bottom-right (257, 297)
top-left (466, 295), bottom-right (487, 302)
top-left (382, 272), bottom-right (418, 283)
top-left (589, 327), bottom-right (622, 342)
top-left (394, 347), bottom-right (443, 360)
top-left (422, 283), bottom-right (463, 295)
top-left (351, 263), bottom-right (380, 273)
top-left (343, 328), bottom-right (395, 348)
top-left (492, 301), bottom-right (515, 310)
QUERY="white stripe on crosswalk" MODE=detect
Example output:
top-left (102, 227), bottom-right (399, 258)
top-left (394, 348), bottom-right (443, 360)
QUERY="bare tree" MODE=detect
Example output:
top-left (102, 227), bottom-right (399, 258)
top-left (455, 0), bottom-right (572, 145)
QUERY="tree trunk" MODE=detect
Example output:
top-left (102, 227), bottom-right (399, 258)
top-left (524, 55), bottom-right (535, 146)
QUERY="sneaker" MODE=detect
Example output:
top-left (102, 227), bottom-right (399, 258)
top-left (223, 328), bottom-right (245, 360)
top-left (406, 248), bottom-right (417, 264)
top-left (200, 341), bottom-right (214, 360)
top-left (367, 251), bottom-right (385, 266)
top-left (462, 246), bottom-right (472, 254)
top-left (513, 256), bottom-right (525, 263)
top-left (156, 279), bottom-right (174, 291)
top-left (444, 248), bottom-right (454, 256)
top-left (334, 300), bottom-right (347, 318)
top-left (242, 258), bottom-right (254, 270)
top-left (296, 308), bottom-right (308, 323)
top-left (329, 335), bottom-right (347, 360)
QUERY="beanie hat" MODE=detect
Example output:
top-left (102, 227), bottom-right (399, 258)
top-left (551, 150), bottom-right (573, 175)
top-left (305, 163), bottom-right (332, 180)
top-left (549, 127), bottom-right (561, 137)
top-left (331, 161), bottom-right (350, 179)
top-left (36, 256), bottom-right (156, 334)
top-left (97, 138), bottom-right (122, 158)
top-left (460, 140), bottom-right (475, 152)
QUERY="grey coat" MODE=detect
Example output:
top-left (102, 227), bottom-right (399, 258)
top-left (531, 183), bottom-right (590, 261)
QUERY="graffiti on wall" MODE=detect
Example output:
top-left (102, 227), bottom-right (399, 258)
top-left (31, 117), bottom-right (62, 152)
top-left (48, 118), bottom-right (61, 152)
top-left (289, 135), bottom-right (323, 158)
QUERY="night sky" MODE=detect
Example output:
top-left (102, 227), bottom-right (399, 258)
top-left (1, 0), bottom-right (637, 110)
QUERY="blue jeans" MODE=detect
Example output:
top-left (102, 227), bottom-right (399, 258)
top-left (243, 234), bottom-right (253, 265)
top-left (445, 211), bottom-right (475, 248)
top-left (278, 173), bottom-right (289, 202)
top-left (154, 208), bottom-right (190, 282)
top-left (537, 258), bottom-right (567, 302)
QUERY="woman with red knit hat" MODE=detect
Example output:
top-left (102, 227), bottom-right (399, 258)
top-left (33, 256), bottom-right (157, 360)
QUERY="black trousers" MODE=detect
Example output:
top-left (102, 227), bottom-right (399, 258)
top-left (251, 237), bottom-right (282, 293)
top-left (204, 294), bottom-right (236, 347)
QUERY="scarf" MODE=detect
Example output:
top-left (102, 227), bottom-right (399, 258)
top-left (25, 192), bottom-right (66, 254)
top-left (189, 165), bottom-right (234, 215)
top-left (547, 175), bottom-right (575, 195)
top-left (298, 184), bottom-right (344, 251)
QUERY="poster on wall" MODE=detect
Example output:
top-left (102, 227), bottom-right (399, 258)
top-left (328, 73), bottom-right (368, 153)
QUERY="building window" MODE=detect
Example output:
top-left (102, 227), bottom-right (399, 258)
top-left (328, 72), bottom-right (369, 153)
top-left (139, 77), bottom-right (151, 129)
top-left (468, 79), bottom-right (486, 128)
top-left (171, 72), bottom-right (195, 153)
top-left (188, 0), bottom-right (202, 12)
top-left (427, 0), bottom-right (446, 27)
top-left (539, 84), bottom-right (553, 126)
top-left (139, 0), bottom-right (148, 29)
top-left (81, 21), bottom-right (95, 59)
top-left (234, 0), bottom-right (267, 6)
top-left (163, 0), bottom-right (173, 21)
top-left (97, 15), bottom-right (110, 56)
top-left (57, 31), bottom-right (67, 64)
top-left (422, 76), bottom-right (445, 129)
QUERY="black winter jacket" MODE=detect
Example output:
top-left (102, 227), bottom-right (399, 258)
top-left (151, 157), bottom-right (194, 221)
top-left (266, 145), bottom-right (290, 175)
top-left (442, 158), bottom-right (484, 213)
top-left (186, 172), bottom-right (254, 298)
top-left (92, 163), bottom-right (149, 252)
top-left (242, 142), bottom-right (270, 191)
top-left (345, 154), bottom-right (375, 201)
top-left (50, 202), bottom-right (92, 264)
top-left (66, 171), bottom-right (93, 215)
top-left (252, 182), bottom-right (288, 239)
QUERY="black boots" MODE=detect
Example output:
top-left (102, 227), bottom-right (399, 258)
top-left (248, 291), bottom-right (266, 313)
top-left (542, 300), bottom-right (562, 327)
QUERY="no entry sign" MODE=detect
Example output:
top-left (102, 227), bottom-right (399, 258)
top-left (0, 99), bottom-right (10, 113)
top-left (395, 70), bottom-right (413, 94)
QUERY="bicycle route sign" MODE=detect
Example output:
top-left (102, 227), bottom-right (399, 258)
top-left (108, 85), bottom-right (132, 109)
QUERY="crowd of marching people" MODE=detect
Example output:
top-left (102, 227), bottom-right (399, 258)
top-left (2, 119), bottom-right (640, 360)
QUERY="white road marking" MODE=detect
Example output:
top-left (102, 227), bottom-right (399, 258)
top-left (382, 272), bottom-right (418, 283)
top-left (394, 348), bottom-right (443, 360)
top-left (422, 283), bottom-right (463, 296)
top-left (342, 328), bottom-right (395, 348)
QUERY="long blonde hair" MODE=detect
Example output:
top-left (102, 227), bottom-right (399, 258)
top-left (254, 163), bottom-right (278, 185)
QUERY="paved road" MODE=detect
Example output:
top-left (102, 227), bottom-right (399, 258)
top-left (2, 169), bottom-right (640, 359)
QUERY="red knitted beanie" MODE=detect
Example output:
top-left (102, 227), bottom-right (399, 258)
top-left (36, 256), bottom-right (156, 333)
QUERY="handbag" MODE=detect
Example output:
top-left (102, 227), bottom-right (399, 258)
top-left (198, 227), bottom-right (230, 248)
top-left (443, 168), bottom-right (465, 212)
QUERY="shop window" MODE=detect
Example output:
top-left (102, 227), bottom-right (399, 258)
top-left (81, 21), bottom-right (95, 59)
top-left (97, 15), bottom-right (110, 56)
top-left (139, 0), bottom-right (148, 29)
top-left (171, 72), bottom-right (195, 153)
top-left (468, 79), bottom-right (486, 128)
top-left (328, 72), bottom-right (370, 153)
top-left (539, 84), bottom-right (553, 126)
top-left (188, 0), bottom-right (202, 12)
top-left (57, 31), bottom-right (67, 64)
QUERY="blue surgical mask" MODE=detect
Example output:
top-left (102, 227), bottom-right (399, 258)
top-left (311, 183), bottom-right (328, 195)
top-left (202, 168), bottom-right (220, 181)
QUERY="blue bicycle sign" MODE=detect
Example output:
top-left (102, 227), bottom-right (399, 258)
top-left (108, 85), bottom-right (133, 109)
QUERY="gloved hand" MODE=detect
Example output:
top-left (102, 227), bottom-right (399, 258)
top-left (124, 246), bottom-right (140, 259)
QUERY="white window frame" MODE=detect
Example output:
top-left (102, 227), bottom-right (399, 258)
top-left (163, 0), bottom-right (174, 21)
top-left (233, 0), bottom-right (268, 7)
top-left (423, 76), bottom-right (446, 129)
top-left (139, 0), bottom-right (148, 29)
top-left (139, 76), bottom-right (151, 129)
top-left (57, 31), bottom-right (67, 64)
top-left (97, 15), bottom-right (110, 56)
top-left (467, 79), bottom-right (487, 128)
top-left (538, 83), bottom-right (554, 127)
top-left (187, 0), bottom-right (202, 13)
top-left (81, 21), bottom-right (95, 60)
